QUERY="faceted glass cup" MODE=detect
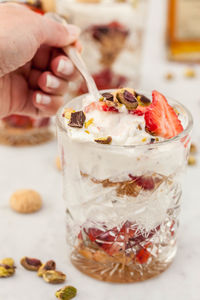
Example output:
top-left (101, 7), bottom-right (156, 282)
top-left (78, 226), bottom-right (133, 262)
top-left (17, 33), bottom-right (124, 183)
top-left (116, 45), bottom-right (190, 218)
top-left (56, 91), bottom-right (193, 283)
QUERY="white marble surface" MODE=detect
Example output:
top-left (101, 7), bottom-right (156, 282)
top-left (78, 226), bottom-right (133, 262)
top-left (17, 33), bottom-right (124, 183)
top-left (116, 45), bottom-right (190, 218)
top-left (0, 0), bottom-right (200, 299)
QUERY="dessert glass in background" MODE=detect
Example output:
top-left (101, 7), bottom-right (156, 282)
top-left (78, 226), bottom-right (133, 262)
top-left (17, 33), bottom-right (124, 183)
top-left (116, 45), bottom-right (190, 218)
top-left (56, 0), bottom-right (148, 94)
top-left (57, 90), bottom-right (193, 283)
top-left (0, 116), bottom-right (53, 146)
top-left (0, 1), bottom-right (55, 147)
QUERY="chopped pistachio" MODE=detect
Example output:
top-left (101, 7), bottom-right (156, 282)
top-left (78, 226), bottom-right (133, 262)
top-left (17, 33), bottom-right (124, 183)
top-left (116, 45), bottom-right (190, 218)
top-left (85, 118), bottom-right (94, 128)
top-left (116, 90), bottom-right (138, 110)
top-left (94, 136), bottom-right (112, 144)
top-left (43, 270), bottom-right (66, 284)
top-left (188, 156), bottom-right (196, 166)
top-left (20, 257), bottom-right (42, 271)
top-left (184, 68), bottom-right (196, 78)
top-left (141, 137), bottom-right (147, 142)
top-left (190, 143), bottom-right (197, 154)
top-left (63, 108), bottom-right (75, 120)
top-left (37, 260), bottom-right (56, 277)
top-left (0, 258), bottom-right (15, 268)
top-left (56, 156), bottom-right (62, 171)
top-left (137, 95), bottom-right (151, 107)
top-left (55, 286), bottom-right (77, 300)
top-left (0, 265), bottom-right (15, 278)
top-left (165, 72), bottom-right (174, 80)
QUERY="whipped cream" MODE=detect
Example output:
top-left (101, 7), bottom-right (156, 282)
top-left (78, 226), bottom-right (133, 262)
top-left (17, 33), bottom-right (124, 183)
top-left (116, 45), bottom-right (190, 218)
top-left (59, 89), bottom-right (188, 181)
top-left (65, 94), bottom-right (163, 146)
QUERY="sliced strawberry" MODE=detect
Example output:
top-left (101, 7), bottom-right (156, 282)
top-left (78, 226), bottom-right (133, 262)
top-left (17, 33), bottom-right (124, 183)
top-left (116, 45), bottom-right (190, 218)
top-left (106, 106), bottom-right (119, 113)
top-left (84, 101), bottom-right (118, 113)
top-left (129, 175), bottom-right (155, 191)
top-left (3, 115), bottom-right (33, 129)
top-left (119, 221), bottom-right (136, 241)
top-left (3, 115), bottom-right (50, 129)
top-left (129, 109), bottom-right (144, 116)
top-left (129, 105), bottom-right (150, 116)
top-left (87, 228), bottom-right (104, 242)
top-left (90, 222), bottom-right (136, 255)
top-left (84, 222), bottom-right (158, 256)
top-left (78, 231), bottom-right (83, 240)
top-left (144, 90), bottom-right (183, 139)
top-left (169, 220), bottom-right (175, 237)
top-left (136, 247), bottom-right (151, 264)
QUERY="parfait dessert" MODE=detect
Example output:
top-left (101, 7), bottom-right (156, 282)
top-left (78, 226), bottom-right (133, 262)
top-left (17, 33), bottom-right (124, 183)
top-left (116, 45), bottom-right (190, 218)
top-left (0, 115), bottom-right (52, 146)
top-left (0, 2), bottom-right (54, 147)
top-left (57, 88), bottom-right (192, 282)
top-left (57, 0), bottom-right (148, 94)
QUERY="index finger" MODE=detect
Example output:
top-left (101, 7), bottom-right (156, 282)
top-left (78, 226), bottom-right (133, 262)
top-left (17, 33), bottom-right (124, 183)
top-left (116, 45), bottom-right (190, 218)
top-left (40, 16), bottom-right (80, 48)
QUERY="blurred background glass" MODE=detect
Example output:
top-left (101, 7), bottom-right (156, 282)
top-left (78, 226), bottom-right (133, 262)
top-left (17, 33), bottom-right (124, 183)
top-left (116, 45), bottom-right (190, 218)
top-left (57, 0), bottom-right (149, 96)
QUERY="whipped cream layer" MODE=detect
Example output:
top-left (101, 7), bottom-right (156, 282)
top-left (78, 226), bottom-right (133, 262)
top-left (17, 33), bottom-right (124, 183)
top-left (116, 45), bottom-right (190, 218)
top-left (59, 90), bottom-right (188, 181)
top-left (66, 94), bottom-right (163, 146)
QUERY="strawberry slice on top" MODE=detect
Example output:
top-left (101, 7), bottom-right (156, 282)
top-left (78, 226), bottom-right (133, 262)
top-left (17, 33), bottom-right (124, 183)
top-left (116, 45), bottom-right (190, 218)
top-left (144, 90), bottom-right (183, 139)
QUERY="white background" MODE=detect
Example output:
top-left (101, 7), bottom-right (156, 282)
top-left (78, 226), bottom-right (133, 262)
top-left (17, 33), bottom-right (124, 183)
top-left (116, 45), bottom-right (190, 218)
top-left (0, 0), bottom-right (200, 299)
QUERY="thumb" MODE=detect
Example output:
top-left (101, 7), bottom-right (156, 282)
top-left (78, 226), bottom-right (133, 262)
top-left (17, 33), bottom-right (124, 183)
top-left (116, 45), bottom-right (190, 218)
top-left (40, 17), bottom-right (80, 48)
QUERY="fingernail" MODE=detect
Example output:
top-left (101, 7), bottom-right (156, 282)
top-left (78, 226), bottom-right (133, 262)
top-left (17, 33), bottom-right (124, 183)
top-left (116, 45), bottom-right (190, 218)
top-left (36, 93), bottom-right (51, 105)
top-left (57, 59), bottom-right (74, 76)
top-left (46, 74), bottom-right (60, 89)
top-left (65, 24), bottom-right (80, 38)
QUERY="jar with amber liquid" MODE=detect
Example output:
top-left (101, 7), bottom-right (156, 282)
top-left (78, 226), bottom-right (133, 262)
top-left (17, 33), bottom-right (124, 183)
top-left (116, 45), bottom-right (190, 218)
top-left (167, 0), bottom-right (200, 62)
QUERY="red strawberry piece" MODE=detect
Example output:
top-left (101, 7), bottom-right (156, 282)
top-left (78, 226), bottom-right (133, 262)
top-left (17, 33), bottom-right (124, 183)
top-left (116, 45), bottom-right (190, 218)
top-left (78, 231), bottom-right (83, 240)
top-left (144, 242), bottom-right (153, 249)
top-left (129, 175), bottom-right (155, 191)
top-left (181, 135), bottom-right (191, 148)
top-left (129, 109), bottom-right (144, 116)
top-left (93, 69), bottom-right (113, 90)
top-left (119, 221), bottom-right (136, 241)
top-left (127, 223), bottom-right (160, 246)
top-left (106, 106), bottom-right (119, 113)
top-left (87, 228), bottom-right (104, 242)
top-left (109, 21), bottom-right (127, 30)
top-left (97, 227), bottom-right (118, 244)
top-left (96, 226), bottom-right (127, 255)
top-left (3, 115), bottom-right (33, 129)
top-left (170, 220), bottom-right (175, 237)
top-left (144, 90), bottom-right (183, 139)
top-left (136, 247), bottom-right (151, 264)
top-left (84, 101), bottom-right (118, 113)
top-left (129, 105), bottom-right (150, 116)
top-left (96, 222), bottom-right (136, 255)
top-left (84, 101), bottom-right (103, 113)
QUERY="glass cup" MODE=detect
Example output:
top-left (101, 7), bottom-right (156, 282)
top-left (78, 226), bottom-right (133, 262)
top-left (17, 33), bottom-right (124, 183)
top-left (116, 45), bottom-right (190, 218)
top-left (56, 91), bottom-right (193, 283)
top-left (57, 0), bottom-right (148, 95)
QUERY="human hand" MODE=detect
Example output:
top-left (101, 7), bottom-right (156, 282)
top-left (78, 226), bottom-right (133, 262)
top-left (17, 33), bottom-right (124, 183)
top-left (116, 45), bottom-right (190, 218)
top-left (0, 3), bottom-right (80, 118)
